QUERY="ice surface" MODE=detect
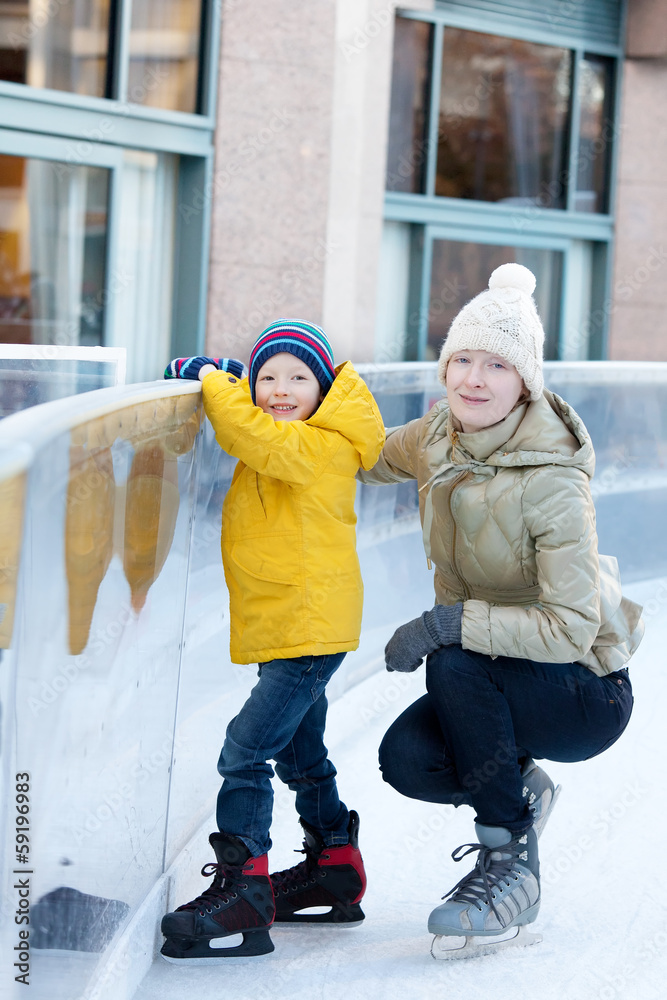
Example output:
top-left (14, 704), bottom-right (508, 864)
top-left (134, 575), bottom-right (667, 1000)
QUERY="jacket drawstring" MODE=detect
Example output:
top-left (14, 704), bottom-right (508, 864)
top-left (419, 465), bottom-right (454, 567)
top-left (419, 461), bottom-right (493, 568)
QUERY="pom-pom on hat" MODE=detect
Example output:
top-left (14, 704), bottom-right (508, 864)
top-left (248, 319), bottom-right (336, 403)
top-left (437, 263), bottom-right (545, 400)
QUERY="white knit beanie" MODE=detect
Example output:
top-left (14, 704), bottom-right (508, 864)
top-left (437, 262), bottom-right (545, 400)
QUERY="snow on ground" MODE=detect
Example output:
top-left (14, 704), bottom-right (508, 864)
top-left (134, 579), bottom-right (667, 1000)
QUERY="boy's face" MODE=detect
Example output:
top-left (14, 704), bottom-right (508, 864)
top-left (255, 352), bottom-right (323, 421)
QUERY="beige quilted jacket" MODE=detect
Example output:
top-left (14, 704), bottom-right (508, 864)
top-left (359, 390), bottom-right (643, 675)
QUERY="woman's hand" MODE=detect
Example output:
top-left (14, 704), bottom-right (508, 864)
top-left (384, 604), bottom-right (463, 672)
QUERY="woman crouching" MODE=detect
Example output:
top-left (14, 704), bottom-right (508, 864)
top-left (360, 263), bottom-right (643, 957)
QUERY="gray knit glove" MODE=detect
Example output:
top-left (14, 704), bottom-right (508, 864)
top-left (384, 603), bottom-right (463, 673)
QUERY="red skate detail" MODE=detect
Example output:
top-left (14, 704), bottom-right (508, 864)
top-left (319, 845), bottom-right (367, 903)
top-left (242, 854), bottom-right (270, 877)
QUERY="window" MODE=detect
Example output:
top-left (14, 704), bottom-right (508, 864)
top-left (576, 55), bottom-right (614, 214)
top-left (0, 154), bottom-right (109, 347)
top-left (427, 240), bottom-right (563, 361)
top-left (128, 0), bottom-right (203, 113)
top-left (434, 31), bottom-right (572, 208)
top-left (0, 0), bottom-right (217, 382)
top-left (386, 18), bottom-right (433, 195)
top-left (380, 8), bottom-right (622, 363)
top-left (0, 0), bottom-right (205, 113)
top-left (0, 0), bottom-right (111, 97)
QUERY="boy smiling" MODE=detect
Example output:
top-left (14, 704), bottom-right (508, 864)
top-left (161, 319), bottom-right (384, 961)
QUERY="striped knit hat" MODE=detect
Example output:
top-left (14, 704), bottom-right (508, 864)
top-left (248, 319), bottom-right (336, 403)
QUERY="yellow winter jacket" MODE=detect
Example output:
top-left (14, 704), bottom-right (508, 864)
top-left (202, 362), bottom-right (385, 664)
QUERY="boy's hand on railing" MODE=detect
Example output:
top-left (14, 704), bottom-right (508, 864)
top-left (164, 357), bottom-right (246, 381)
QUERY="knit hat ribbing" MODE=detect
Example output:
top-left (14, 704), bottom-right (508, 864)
top-left (437, 263), bottom-right (545, 400)
top-left (248, 319), bottom-right (336, 403)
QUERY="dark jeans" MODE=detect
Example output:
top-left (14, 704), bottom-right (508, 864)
top-left (216, 653), bottom-right (349, 856)
top-left (379, 644), bottom-right (633, 834)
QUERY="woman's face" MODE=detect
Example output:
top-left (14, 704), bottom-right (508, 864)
top-left (445, 349), bottom-right (525, 433)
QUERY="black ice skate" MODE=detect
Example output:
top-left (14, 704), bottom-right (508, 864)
top-left (270, 810), bottom-right (366, 924)
top-left (160, 831), bottom-right (275, 962)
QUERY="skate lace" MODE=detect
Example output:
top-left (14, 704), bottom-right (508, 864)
top-left (270, 846), bottom-right (320, 887)
top-left (176, 862), bottom-right (248, 913)
top-left (443, 842), bottom-right (522, 926)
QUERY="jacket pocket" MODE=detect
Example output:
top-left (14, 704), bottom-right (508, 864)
top-left (229, 534), bottom-right (300, 585)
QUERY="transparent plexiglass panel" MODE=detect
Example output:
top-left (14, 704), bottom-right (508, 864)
top-left (0, 386), bottom-right (203, 998)
top-left (358, 363), bottom-right (667, 585)
top-left (1, 365), bottom-right (666, 999)
top-left (0, 346), bottom-right (125, 417)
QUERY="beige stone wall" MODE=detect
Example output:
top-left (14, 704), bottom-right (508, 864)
top-left (609, 57), bottom-right (667, 360)
top-left (205, 1), bottom-right (337, 362)
top-left (626, 0), bottom-right (667, 58)
top-left (322, 0), bottom-right (433, 362)
top-left (205, 0), bottom-right (433, 365)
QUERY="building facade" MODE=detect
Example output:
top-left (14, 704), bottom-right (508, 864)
top-left (0, 0), bottom-right (665, 380)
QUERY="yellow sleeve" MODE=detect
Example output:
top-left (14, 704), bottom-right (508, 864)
top-left (356, 418), bottom-right (422, 485)
top-left (201, 370), bottom-right (338, 487)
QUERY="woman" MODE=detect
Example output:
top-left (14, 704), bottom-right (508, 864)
top-left (360, 263), bottom-right (643, 957)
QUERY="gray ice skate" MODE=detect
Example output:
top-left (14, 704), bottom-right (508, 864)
top-left (521, 758), bottom-right (561, 838)
top-left (429, 824), bottom-right (541, 960)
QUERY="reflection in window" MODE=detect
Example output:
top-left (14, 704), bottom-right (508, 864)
top-left (0, 0), bottom-right (110, 97)
top-left (0, 0), bottom-right (204, 112)
top-left (427, 241), bottom-right (563, 360)
top-left (128, 0), bottom-right (203, 113)
top-left (436, 29), bottom-right (572, 207)
top-left (0, 154), bottom-right (109, 347)
top-left (386, 17), bottom-right (432, 194)
top-left (576, 56), bottom-right (613, 214)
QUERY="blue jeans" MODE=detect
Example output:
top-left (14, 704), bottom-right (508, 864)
top-left (216, 653), bottom-right (349, 856)
top-left (379, 645), bottom-right (633, 835)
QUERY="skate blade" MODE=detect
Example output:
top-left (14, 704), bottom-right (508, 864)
top-left (161, 928), bottom-right (274, 962)
top-left (274, 903), bottom-right (365, 925)
top-left (431, 923), bottom-right (542, 960)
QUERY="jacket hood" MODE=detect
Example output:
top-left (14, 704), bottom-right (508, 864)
top-left (307, 361), bottom-right (385, 470)
top-left (453, 389), bottom-right (595, 479)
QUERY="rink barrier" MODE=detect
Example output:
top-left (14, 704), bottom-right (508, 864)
top-left (0, 361), bottom-right (666, 999)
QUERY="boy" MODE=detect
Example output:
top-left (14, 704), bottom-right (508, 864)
top-left (161, 320), bottom-right (385, 961)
